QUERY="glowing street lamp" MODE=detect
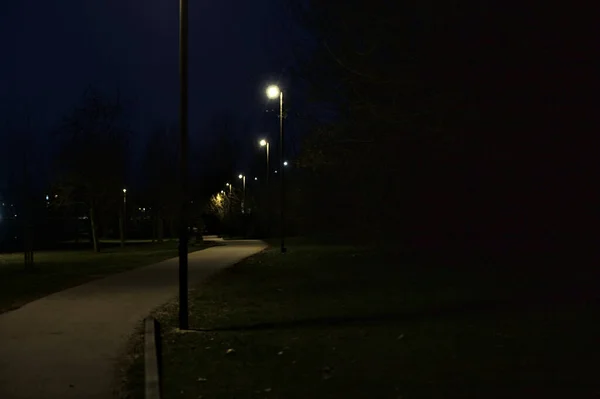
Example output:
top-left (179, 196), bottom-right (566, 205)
top-left (266, 85), bottom-right (280, 99)
top-left (265, 84), bottom-right (286, 253)
top-left (283, 161), bottom-right (288, 167)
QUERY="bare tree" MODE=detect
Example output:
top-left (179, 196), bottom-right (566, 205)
top-left (2, 105), bottom-right (37, 268)
top-left (140, 125), bottom-right (180, 242)
top-left (52, 88), bottom-right (130, 252)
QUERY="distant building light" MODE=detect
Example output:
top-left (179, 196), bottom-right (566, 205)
top-left (254, 177), bottom-right (258, 181)
top-left (46, 195), bottom-right (49, 201)
top-left (274, 170), bottom-right (278, 174)
top-left (283, 161), bottom-right (288, 166)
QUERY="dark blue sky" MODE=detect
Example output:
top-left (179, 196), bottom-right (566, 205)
top-left (1, 0), bottom-right (295, 186)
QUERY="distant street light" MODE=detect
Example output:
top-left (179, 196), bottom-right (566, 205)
top-left (283, 161), bottom-right (288, 167)
top-left (254, 177), bottom-right (258, 181)
top-left (266, 84), bottom-right (286, 253)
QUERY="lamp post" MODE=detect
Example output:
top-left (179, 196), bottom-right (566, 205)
top-left (238, 174), bottom-right (246, 213)
top-left (260, 138), bottom-right (271, 236)
top-left (121, 188), bottom-right (127, 248)
top-left (259, 139), bottom-right (270, 184)
top-left (225, 183), bottom-right (233, 235)
top-left (266, 85), bottom-right (286, 253)
top-left (179, 0), bottom-right (190, 330)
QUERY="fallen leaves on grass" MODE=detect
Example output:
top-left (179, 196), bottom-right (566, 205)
top-left (322, 366), bottom-right (333, 380)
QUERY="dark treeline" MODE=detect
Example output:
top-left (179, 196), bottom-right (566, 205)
top-left (0, 89), bottom-right (239, 254)
top-left (280, 1), bottom-right (594, 264)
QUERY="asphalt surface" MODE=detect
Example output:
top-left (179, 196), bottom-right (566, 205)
top-left (0, 238), bottom-right (267, 399)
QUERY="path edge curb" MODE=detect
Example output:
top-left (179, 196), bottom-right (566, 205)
top-left (144, 317), bottom-right (162, 399)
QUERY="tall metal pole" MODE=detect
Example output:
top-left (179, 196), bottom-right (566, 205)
top-left (266, 142), bottom-right (270, 185)
top-left (228, 184), bottom-right (232, 223)
top-left (178, 0), bottom-right (189, 330)
top-left (242, 176), bottom-right (246, 214)
top-left (121, 189), bottom-right (126, 248)
top-left (279, 92), bottom-right (286, 253)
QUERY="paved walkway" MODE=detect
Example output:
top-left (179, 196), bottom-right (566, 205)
top-left (0, 239), bottom-right (266, 399)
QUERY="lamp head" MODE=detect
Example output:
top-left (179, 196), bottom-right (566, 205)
top-left (266, 85), bottom-right (281, 99)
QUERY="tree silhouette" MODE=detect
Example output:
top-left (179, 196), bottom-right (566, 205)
top-left (52, 89), bottom-right (130, 252)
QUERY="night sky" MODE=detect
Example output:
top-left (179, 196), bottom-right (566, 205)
top-left (1, 0), bottom-right (295, 189)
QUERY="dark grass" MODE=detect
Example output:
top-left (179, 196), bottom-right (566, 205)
top-left (0, 240), bottom-right (219, 313)
top-left (122, 239), bottom-right (600, 399)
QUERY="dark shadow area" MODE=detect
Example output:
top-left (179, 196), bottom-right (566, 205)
top-left (188, 296), bottom-right (597, 333)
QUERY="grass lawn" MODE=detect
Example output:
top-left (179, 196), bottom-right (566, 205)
top-left (122, 240), bottom-right (599, 399)
top-left (0, 239), bottom-right (218, 314)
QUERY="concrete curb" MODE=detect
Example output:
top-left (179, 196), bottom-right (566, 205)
top-left (144, 317), bottom-right (162, 399)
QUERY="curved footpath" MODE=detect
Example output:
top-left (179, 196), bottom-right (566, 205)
top-left (0, 239), bottom-right (266, 399)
